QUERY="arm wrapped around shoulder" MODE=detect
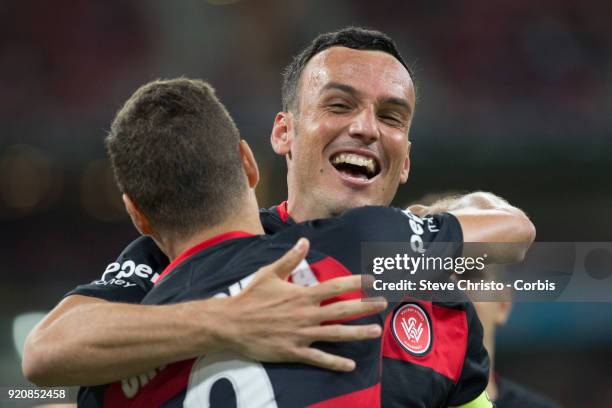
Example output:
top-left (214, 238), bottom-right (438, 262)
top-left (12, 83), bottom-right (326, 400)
top-left (407, 191), bottom-right (536, 263)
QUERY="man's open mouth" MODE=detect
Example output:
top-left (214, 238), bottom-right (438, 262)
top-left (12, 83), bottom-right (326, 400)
top-left (330, 152), bottom-right (380, 181)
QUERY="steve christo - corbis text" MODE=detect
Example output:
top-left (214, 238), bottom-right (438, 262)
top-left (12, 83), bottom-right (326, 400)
top-left (370, 253), bottom-right (557, 293)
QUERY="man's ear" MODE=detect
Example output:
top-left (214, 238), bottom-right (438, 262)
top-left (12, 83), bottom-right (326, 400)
top-left (239, 140), bottom-right (259, 188)
top-left (270, 111), bottom-right (293, 158)
top-left (399, 141), bottom-right (411, 184)
top-left (122, 194), bottom-right (153, 235)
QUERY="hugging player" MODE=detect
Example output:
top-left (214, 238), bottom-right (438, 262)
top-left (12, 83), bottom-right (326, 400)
top-left (25, 28), bottom-right (535, 407)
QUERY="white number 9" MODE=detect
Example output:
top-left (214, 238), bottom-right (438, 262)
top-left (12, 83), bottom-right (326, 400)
top-left (185, 351), bottom-right (278, 408)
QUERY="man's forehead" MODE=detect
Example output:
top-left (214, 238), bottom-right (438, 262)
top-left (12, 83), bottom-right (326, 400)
top-left (300, 46), bottom-right (414, 102)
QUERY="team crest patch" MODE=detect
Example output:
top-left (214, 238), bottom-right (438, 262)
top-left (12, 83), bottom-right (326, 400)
top-left (391, 303), bottom-right (432, 356)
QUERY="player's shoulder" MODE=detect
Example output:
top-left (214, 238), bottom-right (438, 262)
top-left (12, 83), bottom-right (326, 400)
top-left (496, 376), bottom-right (562, 408)
top-left (339, 206), bottom-right (461, 242)
top-left (342, 205), bottom-right (405, 220)
top-left (114, 235), bottom-right (169, 270)
top-left (335, 206), bottom-right (410, 235)
top-left (340, 206), bottom-right (459, 229)
top-left (121, 235), bottom-right (165, 256)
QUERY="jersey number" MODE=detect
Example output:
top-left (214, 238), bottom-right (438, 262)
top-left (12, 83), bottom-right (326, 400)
top-left (184, 351), bottom-right (278, 408)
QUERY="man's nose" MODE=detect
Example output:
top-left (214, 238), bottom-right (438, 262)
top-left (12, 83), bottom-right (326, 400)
top-left (347, 107), bottom-right (380, 144)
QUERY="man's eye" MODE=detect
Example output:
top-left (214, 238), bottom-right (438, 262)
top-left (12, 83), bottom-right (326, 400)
top-left (380, 115), bottom-right (402, 125)
top-left (329, 103), bottom-right (350, 110)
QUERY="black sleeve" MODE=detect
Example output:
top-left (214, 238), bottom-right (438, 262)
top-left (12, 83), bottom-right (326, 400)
top-left (398, 206), bottom-right (463, 246)
top-left (337, 206), bottom-right (463, 259)
top-left (64, 236), bottom-right (169, 303)
top-left (340, 206), bottom-right (462, 245)
top-left (447, 303), bottom-right (491, 406)
top-left (291, 206), bottom-right (463, 279)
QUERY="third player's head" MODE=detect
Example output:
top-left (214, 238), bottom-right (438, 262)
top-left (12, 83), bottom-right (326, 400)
top-left (107, 78), bottom-right (260, 244)
top-left (271, 27), bottom-right (416, 221)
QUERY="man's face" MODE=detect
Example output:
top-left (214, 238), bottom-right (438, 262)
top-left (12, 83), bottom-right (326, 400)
top-left (274, 46), bottom-right (416, 221)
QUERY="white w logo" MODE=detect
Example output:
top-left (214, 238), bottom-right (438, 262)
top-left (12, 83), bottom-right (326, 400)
top-left (401, 317), bottom-right (423, 342)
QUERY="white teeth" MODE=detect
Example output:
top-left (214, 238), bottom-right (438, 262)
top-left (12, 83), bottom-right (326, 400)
top-left (366, 160), bottom-right (375, 174)
top-left (331, 153), bottom-right (377, 175)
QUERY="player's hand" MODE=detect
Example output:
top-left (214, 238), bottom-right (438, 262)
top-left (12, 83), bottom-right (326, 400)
top-left (220, 238), bottom-right (387, 372)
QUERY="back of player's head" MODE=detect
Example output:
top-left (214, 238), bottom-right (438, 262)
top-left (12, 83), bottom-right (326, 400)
top-left (106, 78), bottom-right (245, 236)
top-left (281, 26), bottom-right (414, 112)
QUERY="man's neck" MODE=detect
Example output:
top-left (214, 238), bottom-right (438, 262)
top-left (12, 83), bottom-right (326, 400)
top-left (286, 197), bottom-right (332, 223)
top-left (157, 197), bottom-right (264, 261)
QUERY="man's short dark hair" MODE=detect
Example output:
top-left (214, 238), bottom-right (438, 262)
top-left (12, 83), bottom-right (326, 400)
top-left (106, 78), bottom-right (245, 237)
top-left (281, 26), bottom-right (414, 112)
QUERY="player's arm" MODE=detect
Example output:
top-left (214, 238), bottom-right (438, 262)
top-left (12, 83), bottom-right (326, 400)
top-left (22, 238), bottom-right (386, 387)
top-left (409, 191), bottom-right (536, 263)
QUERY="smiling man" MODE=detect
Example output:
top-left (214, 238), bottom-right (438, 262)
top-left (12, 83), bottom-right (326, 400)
top-left (273, 43), bottom-right (415, 221)
top-left (265, 29), bottom-right (532, 407)
top-left (24, 27), bottom-right (534, 407)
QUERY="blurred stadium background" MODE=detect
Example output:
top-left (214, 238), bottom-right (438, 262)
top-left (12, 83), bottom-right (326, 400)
top-left (1, 1), bottom-right (611, 406)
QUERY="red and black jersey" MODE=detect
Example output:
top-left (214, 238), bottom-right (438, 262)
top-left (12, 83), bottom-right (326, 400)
top-left (76, 206), bottom-right (466, 407)
top-left (264, 202), bottom-right (490, 408)
top-left (65, 235), bottom-right (168, 303)
top-left (69, 202), bottom-right (490, 407)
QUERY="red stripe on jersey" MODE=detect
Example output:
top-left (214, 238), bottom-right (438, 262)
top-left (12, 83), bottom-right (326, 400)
top-left (155, 231), bottom-right (254, 285)
top-left (308, 257), bottom-right (369, 324)
top-left (276, 201), bottom-right (290, 222)
top-left (104, 359), bottom-right (194, 407)
top-left (307, 382), bottom-right (380, 408)
top-left (310, 257), bottom-right (363, 302)
top-left (382, 302), bottom-right (468, 383)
